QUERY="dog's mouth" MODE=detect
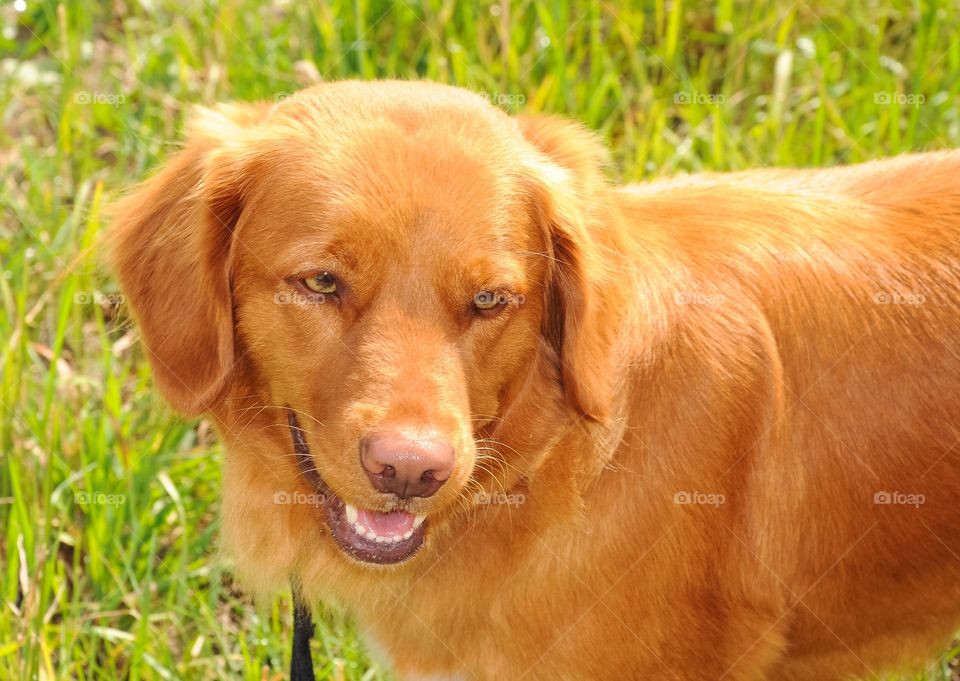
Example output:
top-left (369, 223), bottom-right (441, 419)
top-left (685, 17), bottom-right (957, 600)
top-left (287, 411), bottom-right (428, 565)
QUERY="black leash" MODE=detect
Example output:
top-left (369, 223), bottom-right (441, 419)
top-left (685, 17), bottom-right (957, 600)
top-left (287, 410), bottom-right (317, 680)
top-left (290, 584), bottom-right (316, 681)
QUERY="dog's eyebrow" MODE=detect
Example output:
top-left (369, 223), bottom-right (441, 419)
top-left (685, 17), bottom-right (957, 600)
top-left (272, 238), bottom-right (364, 275)
top-left (450, 255), bottom-right (527, 291)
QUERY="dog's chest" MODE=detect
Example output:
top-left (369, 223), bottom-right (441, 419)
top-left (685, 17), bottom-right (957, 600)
top-left (362, 631), bottom-right (470, 681)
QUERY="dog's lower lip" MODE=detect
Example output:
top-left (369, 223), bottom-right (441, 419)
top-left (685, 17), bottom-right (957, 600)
top-left (322, 494), bottom-right (428, 565)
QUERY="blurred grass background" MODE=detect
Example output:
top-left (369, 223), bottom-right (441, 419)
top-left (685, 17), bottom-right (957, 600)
top-left (2, 0), bottom-right (960, 679)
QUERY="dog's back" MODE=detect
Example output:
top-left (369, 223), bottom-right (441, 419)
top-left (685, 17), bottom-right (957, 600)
top-left (613, 152), bottom-right (960, 678)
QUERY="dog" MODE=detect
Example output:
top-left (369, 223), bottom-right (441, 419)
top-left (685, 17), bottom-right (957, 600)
top-left (109, 80), bottom-right (960, 680)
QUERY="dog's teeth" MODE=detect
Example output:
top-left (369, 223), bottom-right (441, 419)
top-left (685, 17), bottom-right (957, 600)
top-left (349, 508), bottom-right (421, 544)
top-left (345, 504), bottom-right (358, 524)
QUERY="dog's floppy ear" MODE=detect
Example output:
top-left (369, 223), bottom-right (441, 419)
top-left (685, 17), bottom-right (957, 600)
top-left (108, 104), bottom-right (268, 416)
top-left (518, 115), bottom-right (620, 423)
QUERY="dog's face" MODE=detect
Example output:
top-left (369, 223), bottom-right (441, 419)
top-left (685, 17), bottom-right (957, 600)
top-left (110, 81), bottom-right (618, 571)
top-left (230, 94), bottom-right (553, 564)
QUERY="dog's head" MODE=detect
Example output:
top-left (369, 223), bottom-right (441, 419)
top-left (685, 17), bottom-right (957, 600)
top-left (110, 80), bottom-right (622, 578)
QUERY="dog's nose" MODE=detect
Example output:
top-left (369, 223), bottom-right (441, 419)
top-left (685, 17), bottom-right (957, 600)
top-left (360, 430), bottom-right (454, 499)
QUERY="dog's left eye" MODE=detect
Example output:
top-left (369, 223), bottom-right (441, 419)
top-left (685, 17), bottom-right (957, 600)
top-left (303, 272), bottom-right (338, 295)
top-left (473, 290), bottom-right (509, 315)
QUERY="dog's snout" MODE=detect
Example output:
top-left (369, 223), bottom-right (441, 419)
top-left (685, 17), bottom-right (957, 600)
top-left (361, 430), bottom-right (454, 499)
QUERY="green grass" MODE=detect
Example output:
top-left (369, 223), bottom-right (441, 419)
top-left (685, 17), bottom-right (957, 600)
top-left (2, 0), bottom-right (960, 679)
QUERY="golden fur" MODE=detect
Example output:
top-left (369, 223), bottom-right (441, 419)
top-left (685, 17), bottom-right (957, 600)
top-left (110, 80), bottom-right (960, 680)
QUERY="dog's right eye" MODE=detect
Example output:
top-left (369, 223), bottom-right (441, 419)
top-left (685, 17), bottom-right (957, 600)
top-left (303, 272), bottom-right (338, 295)
top-left (473, 291), bottom-right (503, 311)
top-left (471, 290), bottom-right (513, 318)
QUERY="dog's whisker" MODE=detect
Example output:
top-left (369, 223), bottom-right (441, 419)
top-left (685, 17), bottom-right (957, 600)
top-left (474, 443), bottom-right (531, 476)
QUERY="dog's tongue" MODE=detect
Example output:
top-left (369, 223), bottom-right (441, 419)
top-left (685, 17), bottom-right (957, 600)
top-left (357, 508), bottom-right (415, 537)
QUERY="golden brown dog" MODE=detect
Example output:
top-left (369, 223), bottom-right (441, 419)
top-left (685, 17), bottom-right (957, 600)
top-left (110, 80), bottom-right (960, 680)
